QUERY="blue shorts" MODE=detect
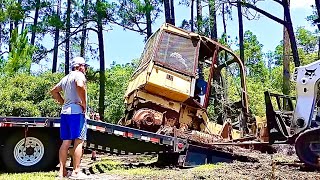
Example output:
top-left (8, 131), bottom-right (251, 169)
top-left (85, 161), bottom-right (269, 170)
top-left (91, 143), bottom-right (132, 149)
top-left (60, 114), bottom-right (87, 140)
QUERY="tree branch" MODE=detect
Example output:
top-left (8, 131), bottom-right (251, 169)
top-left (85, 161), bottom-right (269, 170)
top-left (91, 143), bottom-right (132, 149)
top-left (86, 27), bottom-right (99, 33)
top-left (43, 29), bottom-right (86, 54)
top-left (110, 20), bottom-right (147, 34)
top-left (45, 19), bottom-right (96, 51)
top-left (42, 25), bottom-right (102, 55)
top-left (273, 0), bottom-right (283, 5)
top-left (238, 1), bottom-right (288, 26)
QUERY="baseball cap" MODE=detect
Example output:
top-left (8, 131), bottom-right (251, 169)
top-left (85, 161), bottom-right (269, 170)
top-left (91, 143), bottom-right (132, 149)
top-left (71, 57), bottom-right (89, 68)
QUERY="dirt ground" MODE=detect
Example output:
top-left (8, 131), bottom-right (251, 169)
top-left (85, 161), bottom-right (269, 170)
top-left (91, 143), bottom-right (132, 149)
top-left (74, 145), bottom-right (320, 180)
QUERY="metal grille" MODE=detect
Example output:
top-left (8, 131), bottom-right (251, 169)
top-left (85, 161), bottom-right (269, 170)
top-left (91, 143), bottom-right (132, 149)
top-left (140, 32), bottom-right (158, 67)
top-left (132, 31), bottom-right (159, 76)
top-left (132, 30), bottom-right (160, 77)
top-left (154, 32), bottom-right (198, 76)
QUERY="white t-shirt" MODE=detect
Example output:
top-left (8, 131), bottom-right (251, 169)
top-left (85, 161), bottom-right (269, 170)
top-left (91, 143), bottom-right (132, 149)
top-left (56, 71), bottom-right (87, 114)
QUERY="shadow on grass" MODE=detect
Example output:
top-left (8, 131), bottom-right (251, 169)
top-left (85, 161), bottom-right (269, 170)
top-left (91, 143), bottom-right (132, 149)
top-left (84, 160), bottom-right (181, 176)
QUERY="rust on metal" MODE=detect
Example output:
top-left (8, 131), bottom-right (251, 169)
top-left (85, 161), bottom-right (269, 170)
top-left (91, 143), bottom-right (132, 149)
top-left (132, 108), bottom-right (163, 128)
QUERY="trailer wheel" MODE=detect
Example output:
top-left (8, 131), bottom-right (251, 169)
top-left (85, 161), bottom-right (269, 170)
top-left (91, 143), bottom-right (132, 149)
top-left (1, 130), bottom-right (59, 172)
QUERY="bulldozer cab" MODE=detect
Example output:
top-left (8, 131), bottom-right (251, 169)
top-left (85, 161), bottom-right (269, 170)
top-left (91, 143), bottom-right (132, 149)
top-left (198, 38), bottom-right (253, 134)
top-left (124, 24), bottom-right (251, 136)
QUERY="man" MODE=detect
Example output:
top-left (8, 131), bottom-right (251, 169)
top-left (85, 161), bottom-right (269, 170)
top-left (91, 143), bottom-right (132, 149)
top-left (195, 63), bottom-right (207, 106)
top-left (51, 56), bottom-right (89, 179)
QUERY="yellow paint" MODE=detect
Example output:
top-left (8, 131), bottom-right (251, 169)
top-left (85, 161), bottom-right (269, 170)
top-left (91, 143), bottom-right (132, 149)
top-left (124, 23), bottom-right (244, 141)
top-left (126, 90), bottom-right (181, 113)
top-left (197, 110), bottom-right (242, 139)
top-left (125, 24), bottom-right (198, 103)
top-left (255, 116), bottom-right (267, 124)
top-left (161, 23), bottom-right (201, 39)
top-left (145, 65), bottom-right (192, 102)
top-left (205, 121), bottom-right (241, 139)
top-left (125, 70), bottom-right (147, 100)
top-left (179, 106), bottom-right (196, 128)
top-left (125, 62), bottom-right (154, 102)
top-left (125, 61), bottom-right (192, 102)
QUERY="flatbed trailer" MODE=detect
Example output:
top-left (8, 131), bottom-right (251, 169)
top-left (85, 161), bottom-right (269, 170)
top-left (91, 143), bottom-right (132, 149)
top-left (0, 117), bottom-right (252, 172)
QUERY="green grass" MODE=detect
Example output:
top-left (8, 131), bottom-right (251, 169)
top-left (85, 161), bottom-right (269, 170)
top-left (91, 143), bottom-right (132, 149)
top-left (135, 155), bottom-right (158, 163)
top-left (91, 159), bottom-right (124, 172)
top-left (0, 171), bottom-right (56, 180)
top-left (95, 159), bottom-right (122, 166)
top-left (0, 159), bottom-right (224, 180)
top-left (92, 159), bottom-right (224, 179)
top-left (192, 163), bottom-right (223, 171)
top-left (93, 158), bottom-right (172, 177)
top-left (111, 167), bottom-right (158, 175)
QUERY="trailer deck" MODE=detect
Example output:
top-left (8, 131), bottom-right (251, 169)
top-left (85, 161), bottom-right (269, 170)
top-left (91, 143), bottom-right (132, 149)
top-left (0, 117), bottom-right (255, 172)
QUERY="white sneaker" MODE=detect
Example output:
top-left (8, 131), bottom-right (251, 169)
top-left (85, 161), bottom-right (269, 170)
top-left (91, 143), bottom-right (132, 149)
top-left (66, 171), bottom-right (72, 177)
top-left (56, 170), bottom-right (72, 179)
top-left (69, 171), bottom-right (91, 180)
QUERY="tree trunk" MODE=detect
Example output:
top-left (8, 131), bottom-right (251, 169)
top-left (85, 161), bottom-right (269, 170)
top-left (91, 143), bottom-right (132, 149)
top-left (80, 0), bottom-right (89, 57)
top-left (283, 0), bottom-right (290, 95)
top-left (208, 0), bottom-right (217, 40)
top-left (97, 0), bottom-right (106, 121)
top-left (21, 18), bottom-right (25, 34)
top-left (164, 0), bottom-right (171, 24)
top-left (314, 0), bottom-right (320, 58)
top-left (0, 1), bottom-right (2, 53)
top-left (283, 0), bottom-right (299, 67)
top-left (316, 0), bottom-right (320, 29)
top-left (318, 35), bottom-right (320, 59)
top-left (235, 1), bottom-right (299, 66)
top-left (210, 0), bottom-right (220, 125)
top-left (222, 3), bottom-right (227, 42)
top-left (65, 0), bottom-right (71, 75)
top-left (145, 0), bottom-right (152, 38)
top-left (164, 0), bottom-right (175, 25)
top-left (31, 0), bottom-right (40, 46)
top-left (222, 3), bottom-right (228, 101)
top-left (237, 1), bottom-right (244, 62)
top-left (0, 0), bottom-right (1, 52)
top-left (14, 0), bottom-right (23, 29)
top-left (191, 0), bottom-right (194, 32)
top-left (9, 21), bottom-right (13, 52)
top-left (222, 3), bottom-right (228, 60)
top-left (196, 0), bottom-right (202, 33)
top-left (169, 0), bottom-right (175, 25)
top-left (52, 0), bottom-right (61, 73)
top-left (238, 1), bottom-right (300, 66)
top-left (283, 30), bottom-right (290, 95)
top-left (0, 23), bottom-right (2, 54)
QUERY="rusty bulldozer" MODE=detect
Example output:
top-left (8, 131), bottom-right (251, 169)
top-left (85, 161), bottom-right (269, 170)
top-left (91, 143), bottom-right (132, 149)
top-left (119, 23), bottom-right (267, 147)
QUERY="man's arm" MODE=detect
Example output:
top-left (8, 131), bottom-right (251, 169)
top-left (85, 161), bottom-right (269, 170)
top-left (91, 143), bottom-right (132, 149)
top-left (50, 85), bottom-right (64, 105)
top-left (76, 79), bottom-right (86, 112)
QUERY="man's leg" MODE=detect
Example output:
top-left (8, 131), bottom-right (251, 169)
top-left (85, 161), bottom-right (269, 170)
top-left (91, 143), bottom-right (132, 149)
top-left (72, 138), bottom-right (84, 173)
top-left (91, 150), bottom-right (97, 161)
top-left (59, 140), bottom-right (72, 177)
top-left (69, 113), bottom-right (87, 175)
top-left (69, 143), bottom-right (74, 167)
top-left (59, 114), bottom-right (72, 177)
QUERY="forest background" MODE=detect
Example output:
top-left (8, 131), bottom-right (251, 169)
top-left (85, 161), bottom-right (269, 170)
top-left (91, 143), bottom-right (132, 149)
top-left (0, 0), bottom-right (319, 123)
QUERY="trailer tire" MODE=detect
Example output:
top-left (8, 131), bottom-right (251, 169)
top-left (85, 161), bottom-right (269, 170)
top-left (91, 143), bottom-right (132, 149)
top-left (1, 130), bottom-right (59, 172)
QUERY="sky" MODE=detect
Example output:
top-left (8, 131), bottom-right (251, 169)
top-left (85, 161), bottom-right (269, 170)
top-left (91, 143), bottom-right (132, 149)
top-left (33, 0), bottom-right (317, 72)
